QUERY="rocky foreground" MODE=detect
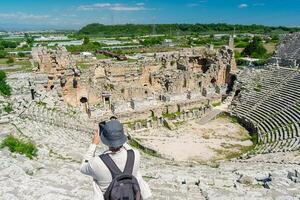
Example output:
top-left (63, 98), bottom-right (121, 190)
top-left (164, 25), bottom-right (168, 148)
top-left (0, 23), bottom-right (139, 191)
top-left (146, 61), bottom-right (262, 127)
top-left (1, 114), bottom-right (300, 200)
top-left (0, 72), bottom-right (300, 200)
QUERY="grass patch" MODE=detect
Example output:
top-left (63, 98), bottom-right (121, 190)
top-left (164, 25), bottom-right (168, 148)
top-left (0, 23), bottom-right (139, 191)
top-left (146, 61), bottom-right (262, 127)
top-left (128, 138), bottom-right (161, 158)
top-left (254, 83), bottom-right (262, 92)
top-left (48, 149), bottom-right (79, 163)
top-left (173, 121), bottom-right (185, 127)
top-left (0, 135), bottom-right (38, 159)
top-left (0, 58), bottom-right (8, 65)
top-left (240, 132), bottom-right (252, 141)
top-left (77, 62), bottom-right (91, 70)
top-left (212, 102), bottom-right (221, 107)
top-left (213, 143), bottom-right (256, 160)
top-left (162, 111), bottom-right (181, 119)
top-left (124, 119), bottom-right (147, 129)
top-left (250, 133), bottom-right (259, 145)
top-left (217, 112), bottom-right (238, 123)
top-left (3, 103), bottom-right (13, 113)
top-left (96, 53), bottom-right (109, 59)
top-left (127, 59), bottom-right (137, 63)
top-left (36, 100), bottom-right (46, 107)
top-left (142, 175), bottom-right (158, 180)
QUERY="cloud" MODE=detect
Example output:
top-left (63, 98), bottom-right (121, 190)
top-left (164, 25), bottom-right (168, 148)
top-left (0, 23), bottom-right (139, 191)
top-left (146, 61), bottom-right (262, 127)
top-left (187, 3), bottom-right (199, 7)
top-left (186, 1), bottom-right (207, 7)
top-left (77, 2), bottom-right (150, 11)
top-left (0, 12), bottom-right (50, 20)
top-left (0, 12), bottom-right (85, 28)
top-left (238, 3), bottom-right (249, 8)
top-left (136, 3), bottom-right (145, 6)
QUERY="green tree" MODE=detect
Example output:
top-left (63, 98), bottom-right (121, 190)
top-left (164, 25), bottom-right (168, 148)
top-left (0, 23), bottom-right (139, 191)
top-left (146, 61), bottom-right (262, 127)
top-left (141, 37), bottom-right (164, 46)
top-left (18, 52), bottom-right (26, 57)
top-left (0, 40), bottom-right (17, 48)
top-left (83, 37), bottom-right (90, 45)
top-left (0, 50), bottom-right (7, 58)
top-left (25, 33), bottom-right (34, 46)
top-left (242, 36), bottom-right (267, 59)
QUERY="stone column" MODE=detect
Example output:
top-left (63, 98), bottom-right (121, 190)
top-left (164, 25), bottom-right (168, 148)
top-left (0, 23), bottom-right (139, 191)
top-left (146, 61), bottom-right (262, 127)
top-left (146, 119), bottom-right (152, 128)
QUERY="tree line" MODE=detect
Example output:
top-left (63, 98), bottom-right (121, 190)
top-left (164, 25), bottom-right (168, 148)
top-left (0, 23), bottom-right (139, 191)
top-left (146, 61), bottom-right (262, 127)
top-left (78, 23), bottom-right (300, 37)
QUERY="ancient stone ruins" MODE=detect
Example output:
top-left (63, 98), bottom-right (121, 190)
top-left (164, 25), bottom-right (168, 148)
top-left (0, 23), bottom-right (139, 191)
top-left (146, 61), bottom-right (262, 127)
top-left (1, 34), bottom-right (300, 200)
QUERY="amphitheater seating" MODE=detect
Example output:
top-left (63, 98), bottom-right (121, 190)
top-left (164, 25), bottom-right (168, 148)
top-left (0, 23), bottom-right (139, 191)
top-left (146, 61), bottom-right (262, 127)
top-left (232, 67), bottom-right (300, 154)
top-left (276, 33), bottom-right (300, 60)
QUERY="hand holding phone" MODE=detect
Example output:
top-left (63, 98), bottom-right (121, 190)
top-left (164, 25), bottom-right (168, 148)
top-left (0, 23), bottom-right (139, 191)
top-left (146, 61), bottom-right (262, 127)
top-left (92, 128), bottom-right (100, 145)
top-left (98, 121), bottom-right (107, 136)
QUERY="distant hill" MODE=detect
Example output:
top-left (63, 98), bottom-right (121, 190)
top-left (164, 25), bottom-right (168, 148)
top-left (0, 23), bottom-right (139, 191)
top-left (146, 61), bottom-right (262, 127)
top-left (78, 23), bottom-right (300, 37)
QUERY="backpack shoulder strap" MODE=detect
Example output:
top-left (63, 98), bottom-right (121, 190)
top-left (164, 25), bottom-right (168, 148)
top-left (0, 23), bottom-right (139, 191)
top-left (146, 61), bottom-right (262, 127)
top-left (123, 149), bottom-right (135, 175)
top-left (100, 153), bottom-right (122, 179)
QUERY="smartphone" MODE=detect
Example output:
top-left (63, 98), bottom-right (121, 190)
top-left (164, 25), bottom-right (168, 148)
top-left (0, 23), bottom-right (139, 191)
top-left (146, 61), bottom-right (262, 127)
top-left (98, 121), bottom-right (106, 135)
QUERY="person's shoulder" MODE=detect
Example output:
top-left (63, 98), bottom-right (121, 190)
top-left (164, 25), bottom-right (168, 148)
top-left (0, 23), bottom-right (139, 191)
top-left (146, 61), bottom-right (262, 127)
top-left (124, 143), bottom-right (141, 159)
top-left (89, 154), bottom-right (105, 167)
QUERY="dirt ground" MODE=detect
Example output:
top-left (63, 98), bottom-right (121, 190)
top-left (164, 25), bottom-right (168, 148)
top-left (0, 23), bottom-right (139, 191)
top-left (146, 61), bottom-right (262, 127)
top-left (133, 116), bottom-right (253, 163)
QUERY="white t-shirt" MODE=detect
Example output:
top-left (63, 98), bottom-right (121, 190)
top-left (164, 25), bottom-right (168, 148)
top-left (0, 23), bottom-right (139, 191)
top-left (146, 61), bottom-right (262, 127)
top-left (80, 143), bottom-right (152, 200)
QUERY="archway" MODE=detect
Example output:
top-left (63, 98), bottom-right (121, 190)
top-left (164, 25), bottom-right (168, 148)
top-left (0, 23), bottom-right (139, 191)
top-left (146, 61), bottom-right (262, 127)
top-left (73, 79), bottom-right (78, 88)
top-left (226, 74), bottom-right (237, 94)
top-left (199, 58), bottom-right (209, 73)
top-left (80, 97), bottom-right (88, 103)
top-left (80, 97), bottom-right (90, 117)
top-left (211, 77), bottom-right (216, 84)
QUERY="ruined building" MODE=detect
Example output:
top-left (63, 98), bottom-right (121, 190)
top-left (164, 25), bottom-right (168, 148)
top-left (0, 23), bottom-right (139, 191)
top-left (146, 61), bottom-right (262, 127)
top-left (31, 45), bottom-right (237, 119)
top-left (89, 46), bottom-right (237, 116)
top-left (31, 46), bottom-right (98, 107)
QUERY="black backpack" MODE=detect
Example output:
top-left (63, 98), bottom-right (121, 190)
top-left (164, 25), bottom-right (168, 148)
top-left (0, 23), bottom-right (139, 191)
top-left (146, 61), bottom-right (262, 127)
top-left (100, 150), bottom-right (142, 200)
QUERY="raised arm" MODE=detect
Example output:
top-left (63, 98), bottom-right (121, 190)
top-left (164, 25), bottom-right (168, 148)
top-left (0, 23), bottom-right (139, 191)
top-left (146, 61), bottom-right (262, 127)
top-left (80, 129), bottom-right (100, 176)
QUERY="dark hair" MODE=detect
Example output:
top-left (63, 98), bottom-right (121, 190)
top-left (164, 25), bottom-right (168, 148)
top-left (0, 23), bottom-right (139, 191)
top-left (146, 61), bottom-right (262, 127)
top-left (109, 146), bottom-right (123, 152)
top-left (110, 116), bottom-right (118, 120)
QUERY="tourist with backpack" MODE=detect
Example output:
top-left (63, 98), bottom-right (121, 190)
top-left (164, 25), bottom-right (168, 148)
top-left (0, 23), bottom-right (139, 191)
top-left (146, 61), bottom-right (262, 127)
top-left (80, 119), bottom-right (152, 200)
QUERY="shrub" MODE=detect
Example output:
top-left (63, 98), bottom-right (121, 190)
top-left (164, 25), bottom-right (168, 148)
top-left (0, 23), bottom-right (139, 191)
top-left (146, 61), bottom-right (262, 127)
top-left (0, 70), bottom-right (6, 80)
top-left (17, 52), bottom-right (26, 57)
top-left (141, 37), bottom-right (164, 46)
top-left (242, 36), bottom-right (268, 59)
top-left (252, 59), bottom-right (268, 66)
top-left (234, 51), bottom-right (241, 59)
top-left (236, 59), bottom-right (249, 66)
top-left (6, 57), bottom-right (14, 65)
top-left (235, 41), bottom-right (249, 48)
top-left (0, 135), bottom-right (38, 159)
top-left (0, 40), bottom-right (17, 48)
top-left (66, 42), bottom-right (102, 53)
top-left (0, 71), bottom-right (11, 96)
top-left (4, 103), bottom-right (13, 113)
top-left (83, 36), bottom-right (90, 45)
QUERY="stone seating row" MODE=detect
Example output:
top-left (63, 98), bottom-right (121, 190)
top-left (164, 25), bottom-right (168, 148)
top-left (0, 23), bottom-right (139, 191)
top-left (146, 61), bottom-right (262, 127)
top-left (232, 67), bottom-right (300, 153)
top-left (254, 137), bottom-right (300, 154)
top-left (234, 71), bottom-right (297, 115)
top-left (21, 104), bottom-right (94, 133)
